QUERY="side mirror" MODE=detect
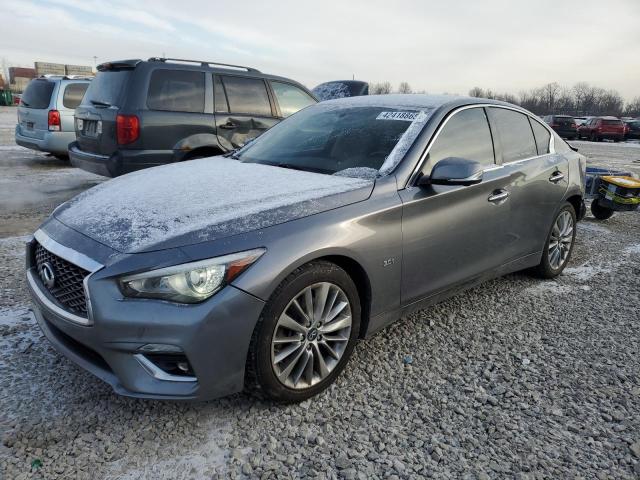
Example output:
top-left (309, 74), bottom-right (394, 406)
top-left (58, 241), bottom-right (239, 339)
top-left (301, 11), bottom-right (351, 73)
top-left (419, 157), bottom-right (484, 187)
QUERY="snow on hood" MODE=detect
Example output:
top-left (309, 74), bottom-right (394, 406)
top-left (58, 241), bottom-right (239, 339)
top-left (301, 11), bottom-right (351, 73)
top-left (55, 157), bottom-right (374, 253)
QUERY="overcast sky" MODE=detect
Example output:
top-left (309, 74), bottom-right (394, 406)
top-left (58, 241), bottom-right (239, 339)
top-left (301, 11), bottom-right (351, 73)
top-left (2, 0), bottom-right (639, 100)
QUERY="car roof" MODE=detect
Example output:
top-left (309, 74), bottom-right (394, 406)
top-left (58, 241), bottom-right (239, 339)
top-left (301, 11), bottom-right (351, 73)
top-left (318, 93), bottom-right (528, 113)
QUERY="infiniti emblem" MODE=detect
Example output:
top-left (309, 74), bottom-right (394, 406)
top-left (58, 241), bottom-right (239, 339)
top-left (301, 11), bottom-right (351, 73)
top-left (39, 262), bottom-right (56, 289)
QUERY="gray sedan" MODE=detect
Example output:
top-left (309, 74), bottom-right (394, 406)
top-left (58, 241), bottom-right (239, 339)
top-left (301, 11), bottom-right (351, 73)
top-left (26, 95), bottom-right (586, 402)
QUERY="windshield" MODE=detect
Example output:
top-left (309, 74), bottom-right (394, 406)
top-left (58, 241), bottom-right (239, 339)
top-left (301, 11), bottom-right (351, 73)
top-left (82, 70), bottom-right (131, 107)
top-left (236, 105), bottom-right (424, 175)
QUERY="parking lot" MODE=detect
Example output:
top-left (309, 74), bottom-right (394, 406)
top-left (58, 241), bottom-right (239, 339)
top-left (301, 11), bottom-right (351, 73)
top-left (0, 104), bottom-right (639, 479)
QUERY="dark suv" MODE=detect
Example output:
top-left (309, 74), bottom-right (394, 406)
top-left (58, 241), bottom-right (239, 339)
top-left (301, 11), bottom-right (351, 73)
top-left (69, 58), bottom-right (317, 177)
top-left (543, 115), bottom-right (577, 140)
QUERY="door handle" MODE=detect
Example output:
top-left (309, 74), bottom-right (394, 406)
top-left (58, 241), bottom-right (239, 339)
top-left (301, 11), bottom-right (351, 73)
top-left (488, 189), bottom-right (509, 203)
top-left (219, 122), bottom-right (237, 130)
top-left (549, 171), bottom-right (565, 183)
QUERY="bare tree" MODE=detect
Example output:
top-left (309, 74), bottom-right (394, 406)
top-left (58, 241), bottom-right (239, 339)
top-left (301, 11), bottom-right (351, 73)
top-left (624, 97), bottom-right (640, 117)
top-left (397, 82), bottom-right (412, 94)
top-left (370, 81), bottom-right (392, 95)
top-left (468, 87), bottom-right (485, 97)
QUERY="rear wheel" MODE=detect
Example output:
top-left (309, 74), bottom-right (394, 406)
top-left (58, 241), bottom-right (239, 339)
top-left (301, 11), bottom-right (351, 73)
top-left (531, 204), bottom-right (576, 278)
top-left (591, 198), bottom-right (614, 220)
top-left (246, 261), bottom-right (360, 402)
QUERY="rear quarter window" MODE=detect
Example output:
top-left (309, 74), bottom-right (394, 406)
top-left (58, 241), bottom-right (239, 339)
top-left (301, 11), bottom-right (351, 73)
top-left (62, 83), bottom-right (89, 109)
top-left (147, 69), bottom-right (205, 113)
top-left (488, 108), bottom-right (537, 162)
top-left (21, 80), bottom-right (55, 109)
top-left (529, 118), bottom-right (551, 155)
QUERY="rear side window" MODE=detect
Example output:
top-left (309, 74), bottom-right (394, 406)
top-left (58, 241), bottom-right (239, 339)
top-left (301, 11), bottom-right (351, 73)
top-left (271, 81), bottom-right (316, 117)
top-left (147, 70), bottom-right (205, 113)
top-left (529, 118), bottom-right (551, 155)
top-left (21, 80), bottom-right (55, 109)
top-left (220, 76), bottom-right (271, 116)
top-left (83, 70), bottom-right (131, 107)
top-left (488, 108), bottom-right (537, 162)
top-left (62, 83), bottom-right (89, 109)
top-left (425, 107), bottom-right (495, 169)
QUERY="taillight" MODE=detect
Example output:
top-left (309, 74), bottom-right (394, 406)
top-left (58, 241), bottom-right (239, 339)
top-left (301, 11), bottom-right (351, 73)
top-left (116, 114), bottom-right (139, 144)
top-left (48, 110), bottom-right (61, 131)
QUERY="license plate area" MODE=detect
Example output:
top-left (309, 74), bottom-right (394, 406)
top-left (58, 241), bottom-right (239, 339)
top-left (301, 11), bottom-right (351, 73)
top-left (23, 121), bottom-right (34, 130)
top-left (81, 120), bottom-right (101, 137)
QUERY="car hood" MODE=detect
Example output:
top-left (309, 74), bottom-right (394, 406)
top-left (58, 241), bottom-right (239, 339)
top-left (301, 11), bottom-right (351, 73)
top-left (54, 157), bottom-right (374, 253)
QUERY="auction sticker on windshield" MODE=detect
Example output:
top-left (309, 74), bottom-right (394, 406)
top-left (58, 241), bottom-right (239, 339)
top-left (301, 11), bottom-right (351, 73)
top-left (376, 111), bottom-right (421, 121)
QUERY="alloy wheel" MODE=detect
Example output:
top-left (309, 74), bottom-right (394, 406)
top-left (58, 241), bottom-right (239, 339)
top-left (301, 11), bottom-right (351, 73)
top-left (548, 211), bottom-right (574, 270)
top-left (271, 282), bottom-right (352, 389)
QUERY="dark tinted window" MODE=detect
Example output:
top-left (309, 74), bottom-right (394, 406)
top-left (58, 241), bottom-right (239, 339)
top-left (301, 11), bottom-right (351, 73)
top-left (238, 106), bottom-right (416, 174)
top-left (21, 80), bottom-right (55, 109)
top-left (488, 108), bottom-right (537, 162)
top-left (425, 107), bottom-right (495, 169)
top-left (147, 70), bottom-right (204, 113)
top-left (602, 119), bottom-right (622, 126)
top-left (83, 70), bottom-right (131, 107)
top-left (213, 75), bottom-right (228, 113)
top-left (221, 76), bottom-right (271, 116)
top-left (62, 83), bottom-right (89, 109)
top-left (530, 118), bottom-right (551, 155)
top-left (271, 81), bottom-right (315, 117)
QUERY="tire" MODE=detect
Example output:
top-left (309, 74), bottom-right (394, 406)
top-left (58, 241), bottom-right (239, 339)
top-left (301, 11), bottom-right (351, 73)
top-left (591, 198), bottom-right (614, 220)
top-left (245, 261), bottom-right (361, 402)
top-left (53, 154), bottom-right (69, 161)
top-left (531, 203), bottom-right (577, 279)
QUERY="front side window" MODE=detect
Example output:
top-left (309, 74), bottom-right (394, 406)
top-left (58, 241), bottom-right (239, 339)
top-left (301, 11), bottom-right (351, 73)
top-left (237, 105), bottom-right (419, 175)
top-left (147, 69), bottom-right (205, 113)
top-left (488, 108), bottom-right (537, 162)
top-left (221, 76), bottom-right (271, 116)
top-left (271, 81), bottom-right (316, 117)
top-left (530, 118), bottom-right (551, 155)
top-left (424, 107), bottom-right (495, 172)
top-left (62, 83), bottom-right (89, 109)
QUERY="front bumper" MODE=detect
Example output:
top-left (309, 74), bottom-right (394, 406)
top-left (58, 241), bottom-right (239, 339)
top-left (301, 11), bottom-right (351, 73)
top-left (69, 142), bottom-right (174, 177)
top-left (26, 233), bottom-right (265, 401)
top-left (15, 126), bottom-right (75, 155)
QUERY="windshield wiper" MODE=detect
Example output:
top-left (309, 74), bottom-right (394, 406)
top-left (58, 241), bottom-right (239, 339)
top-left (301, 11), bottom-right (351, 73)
top-left (90, 99), bottom-right (111, 108)
top-left (275, 163), bottom-right (329, 174)
top-left (20, 100), bottom-right (30, 107)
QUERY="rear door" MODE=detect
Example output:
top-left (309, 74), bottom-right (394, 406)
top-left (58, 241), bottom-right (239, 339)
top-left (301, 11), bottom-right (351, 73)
top-left (75, 69), bottom-right (132, 155)
top-left (17, 79), bottom-right (56, 140)
top-left (213, 75), bottom-right (279, 150)
top-left (487, 107), bottom-right (569, 257)
top-left (399, 106), bottom-right (515, 305)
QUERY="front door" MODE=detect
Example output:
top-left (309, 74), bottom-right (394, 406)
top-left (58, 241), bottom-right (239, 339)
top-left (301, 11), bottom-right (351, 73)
top-left (399, 106), bottom-right (517, 305)
top-left (214, 75), bottom-right (279, 150)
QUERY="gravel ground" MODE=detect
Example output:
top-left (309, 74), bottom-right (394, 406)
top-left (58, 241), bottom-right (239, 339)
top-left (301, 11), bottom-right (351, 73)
top-left (1, 106), bottom-right (639, 479)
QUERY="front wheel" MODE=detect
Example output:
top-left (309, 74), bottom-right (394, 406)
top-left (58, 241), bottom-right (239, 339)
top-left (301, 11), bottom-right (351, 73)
top-left (531, 204), bottom-right (577, 278)
top-left (246, 261), bottom-right (360, 402)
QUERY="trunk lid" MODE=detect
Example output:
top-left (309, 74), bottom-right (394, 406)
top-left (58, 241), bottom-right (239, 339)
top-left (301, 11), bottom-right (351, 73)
top-left (601, 119), bottom-right (623, 134)
top-left (75, 69), bottom-right (132, 155)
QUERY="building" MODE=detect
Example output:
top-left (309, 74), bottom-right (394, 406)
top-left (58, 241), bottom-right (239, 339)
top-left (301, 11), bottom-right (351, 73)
top-left (8, 67), bottom-right (36, 84)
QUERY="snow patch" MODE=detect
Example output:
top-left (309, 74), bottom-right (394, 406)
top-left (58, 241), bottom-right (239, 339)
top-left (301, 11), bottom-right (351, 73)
top-left (625, 243), bottom-right (640, 255)
top-left (577, 222), bottom-right (611, 234)
top-left (57, 157), bottom-right (373, 252)
top-left (334, 167), bottom-right (379, 179)
top-left (379, 110), bottom-right (430, 175)
top-left (0, 306), bottom-right (34, 328)
top-left (564, 263), bottom-right (612, 282)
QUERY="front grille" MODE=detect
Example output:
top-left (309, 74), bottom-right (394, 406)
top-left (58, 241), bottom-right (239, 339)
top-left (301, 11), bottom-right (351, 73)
top-left (34, 242), bottom-right (90, 317)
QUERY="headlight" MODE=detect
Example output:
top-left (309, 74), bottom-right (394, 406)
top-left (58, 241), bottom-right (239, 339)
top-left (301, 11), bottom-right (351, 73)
top-left (120, 248), bottom-right (265, 303)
